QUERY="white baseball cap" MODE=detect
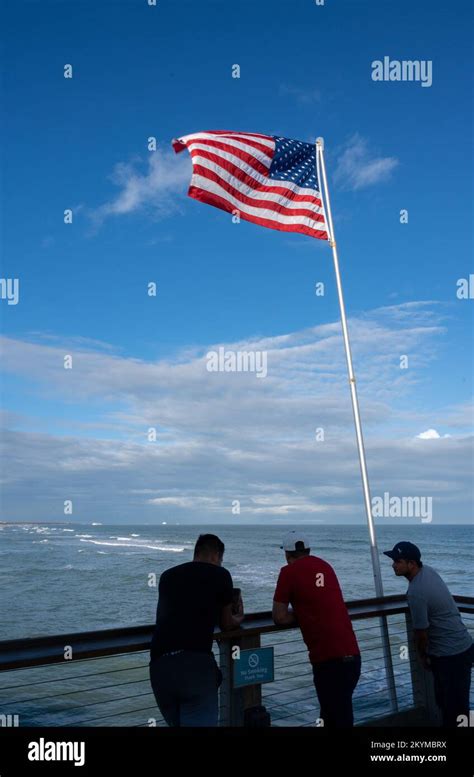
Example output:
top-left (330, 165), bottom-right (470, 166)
top-left (280, 531), bottom-right (310, 552)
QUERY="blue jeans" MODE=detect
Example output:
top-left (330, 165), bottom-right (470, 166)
top-left (149, 651), bottom-right (222, 727)
top-left (430, 643), bottom-right (474, 727)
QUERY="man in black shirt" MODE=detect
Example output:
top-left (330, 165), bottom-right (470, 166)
top-left (149, 533), bottom-right (243, 727)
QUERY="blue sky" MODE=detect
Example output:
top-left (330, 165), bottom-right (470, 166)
top-left (1, 0), bottom-right (473, 525)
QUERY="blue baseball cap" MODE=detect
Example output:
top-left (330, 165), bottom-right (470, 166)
top-left (383, 541), bottom-right (421, 562)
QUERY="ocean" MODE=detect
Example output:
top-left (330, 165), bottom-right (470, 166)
top-left (0, 522), bottom-right (472, 727)
top-left (1, 522), bottom-right (472, 641)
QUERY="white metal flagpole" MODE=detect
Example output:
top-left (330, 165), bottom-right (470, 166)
top-left (315, 137), bottom-right (398, 711)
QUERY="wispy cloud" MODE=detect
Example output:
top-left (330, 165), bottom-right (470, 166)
top-left (89, 146), bottom-right (191, 226)
top-left (334, 134), bottom-right (398, 191)
top-left (279, 83), bottom-right (321, 104)
top-left (148, 496), bottom-right (220, 508)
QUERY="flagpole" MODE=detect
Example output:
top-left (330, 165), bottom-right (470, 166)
top-left (316, 138), bottom-right (398, 712)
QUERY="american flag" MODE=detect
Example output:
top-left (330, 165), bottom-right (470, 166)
top-left (172, 130), bottom-right (329, 241)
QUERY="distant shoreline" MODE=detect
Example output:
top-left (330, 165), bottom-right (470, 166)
top-left (0, 521), bottom-right (83, 526)
top-left (0, 521), bottom-right (472, 527)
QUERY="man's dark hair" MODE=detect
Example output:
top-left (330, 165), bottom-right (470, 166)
top-left (404, 558), bottom-right (423, 568)
top-left (286, 541), bottom-right (310, 560)
top-left (194, 533), bottom-right (225, 559)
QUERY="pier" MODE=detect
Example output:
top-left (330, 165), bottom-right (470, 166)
top-left (0, 594), bottom-right (472, 727)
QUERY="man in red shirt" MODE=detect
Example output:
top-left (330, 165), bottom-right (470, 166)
top-left (272, 531), bottom-right (360, 727)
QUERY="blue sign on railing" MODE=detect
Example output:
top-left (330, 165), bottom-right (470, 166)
top-left (233, 647), bottom-right (274, 688)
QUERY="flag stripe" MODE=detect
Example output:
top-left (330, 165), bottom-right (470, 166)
top-left (192, 155), bottom-right (323, 209)
top-left (192, 164), bottom-right (325, 220)
top-left (188, 138), bottom-right (270, 176)
top-left (180, 132), bottom-right (275, 158)
top-left (191, 174), bottom-right (326, 227)
top-left (182, 130), bottom-right (275, 148)
top-left (189, 186), bottom-right (328, 240)
top-left (203, 136), bottom-right (274, 163)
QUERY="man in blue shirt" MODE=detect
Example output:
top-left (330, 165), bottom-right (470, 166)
top-left (384, 541), bottom-right (473, 727)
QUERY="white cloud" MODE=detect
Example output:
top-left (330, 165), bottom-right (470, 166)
top-left (0, 302), bottom-right (472, 523)
top-left (334, 134), bottom-right (398, 191)
top-left (417, 428), bottom-right (440, 439)
top-left (90, 146), bottom-right (191, 225)
top-left (417, 429), bottom-right (451, 440)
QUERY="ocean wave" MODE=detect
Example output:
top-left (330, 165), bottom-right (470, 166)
top-left (74, 534), bottom-right (93, 538)
top-left (79, 538), bottom-right (185, 552)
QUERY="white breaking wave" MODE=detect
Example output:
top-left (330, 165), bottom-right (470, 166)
top-left (74, 534), bottom-right (93, 538)
top-left (79, 538), bottom-right (185, 552)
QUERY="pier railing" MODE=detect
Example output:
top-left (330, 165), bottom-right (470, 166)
top-left (0, 595), bottom-right (472, 727)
